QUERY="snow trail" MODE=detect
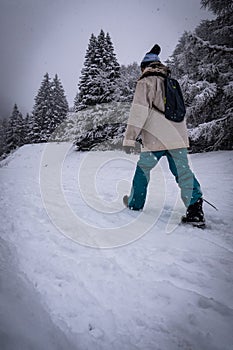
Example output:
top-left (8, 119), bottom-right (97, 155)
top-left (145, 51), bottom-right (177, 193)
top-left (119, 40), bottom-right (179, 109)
top-left (0, 144), bottom-right (233, 350)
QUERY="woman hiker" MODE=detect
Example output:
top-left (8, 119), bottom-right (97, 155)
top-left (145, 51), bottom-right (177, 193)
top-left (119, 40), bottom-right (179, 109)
top-left (122, 44), bottom-right (205, 228)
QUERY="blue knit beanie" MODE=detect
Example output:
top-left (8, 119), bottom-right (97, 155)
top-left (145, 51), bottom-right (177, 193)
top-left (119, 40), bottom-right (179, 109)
top-left (141, 53), bottom-right (160, 63)
top-left (140, 44), bottom-right (161, 69)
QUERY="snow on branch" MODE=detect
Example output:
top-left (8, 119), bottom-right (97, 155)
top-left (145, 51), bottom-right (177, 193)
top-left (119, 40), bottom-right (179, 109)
top-left (223, 81), bottom-right (233, 97)
top-left (189, 113), bottom-right (232, 144)
top-left (190, 33), bottom-right (233, 53)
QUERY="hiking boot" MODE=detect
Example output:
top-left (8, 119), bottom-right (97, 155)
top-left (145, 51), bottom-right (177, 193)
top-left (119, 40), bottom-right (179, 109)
top-left (123, 195), bottom-right (143, 211)
top-left (181, 198), bottom-right (205, 228)
top-left (123, 195), bottom-right (129, 208)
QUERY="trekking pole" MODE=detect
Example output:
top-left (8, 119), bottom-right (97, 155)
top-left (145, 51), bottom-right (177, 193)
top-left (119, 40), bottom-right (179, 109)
top-left (203, 198), bottom-right (218, 211)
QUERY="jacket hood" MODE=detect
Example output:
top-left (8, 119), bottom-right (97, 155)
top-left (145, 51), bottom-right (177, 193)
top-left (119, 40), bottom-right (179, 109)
top-left (139, 62), bottom-right (171, 80)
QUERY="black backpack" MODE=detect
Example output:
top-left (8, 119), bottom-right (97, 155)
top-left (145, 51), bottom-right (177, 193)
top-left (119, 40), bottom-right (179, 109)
top-left (163, 77), bottom-right (186, 122)
top-left (148, 73), bottom-right (186, 122)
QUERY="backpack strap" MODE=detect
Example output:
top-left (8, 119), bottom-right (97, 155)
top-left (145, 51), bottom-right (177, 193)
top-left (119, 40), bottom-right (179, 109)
top-left (151, 102), bottom-right (164, 115)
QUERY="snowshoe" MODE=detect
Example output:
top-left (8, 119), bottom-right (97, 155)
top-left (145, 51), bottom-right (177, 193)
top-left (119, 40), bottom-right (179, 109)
top-left (181, 215), bottom-right (206, 229)
top-left (181, 198), bottom-right (206, 229)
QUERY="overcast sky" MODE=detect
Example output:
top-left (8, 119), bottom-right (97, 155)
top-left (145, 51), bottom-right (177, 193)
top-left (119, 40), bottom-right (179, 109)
top-left (0, 0), bottom-right (214, 118)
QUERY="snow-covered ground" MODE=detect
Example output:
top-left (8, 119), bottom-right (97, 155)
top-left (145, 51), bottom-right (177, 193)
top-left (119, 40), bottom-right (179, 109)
top-left (0, 143), bottom-right (233, 350)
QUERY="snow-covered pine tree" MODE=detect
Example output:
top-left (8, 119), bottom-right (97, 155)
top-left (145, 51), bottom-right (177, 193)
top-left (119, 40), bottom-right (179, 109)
top-left (0, 118), bottom-right (8, 157)
top-left (51, 74), bottom-right (69, 129)
top-left (30, 73), bottom-right (69, 143)
top-left (93, 30), bottom-right (120, 104)
top-left (114, 62), bottom-right (141, 102)
top-left (167, 0), bottom-right (233, 151)
top-left (74, 30), bottom-right (120, 110)
top-left (6, 104), bottom-right (25, 153)
top-left (103, 32), bottom-right (120, 101)
top-left (201, 0), bottom-right (233, 15)
top-left (30, 73), bottom-right (54, 142)
top-left (73, 92), bottom-right (79, 112)
top-left (74, 33), bottom-right (99, 110)
top-left (23, 113), bottom-right (34, 144)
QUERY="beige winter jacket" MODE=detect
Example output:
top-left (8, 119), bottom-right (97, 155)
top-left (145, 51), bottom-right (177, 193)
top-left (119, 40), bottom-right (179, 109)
top-left (123, 63), bottom-right (189, 152)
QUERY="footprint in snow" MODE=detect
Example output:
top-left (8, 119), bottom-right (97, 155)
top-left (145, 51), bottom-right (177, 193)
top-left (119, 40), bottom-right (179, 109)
top-left (88, 324), bottom-right (104, 339)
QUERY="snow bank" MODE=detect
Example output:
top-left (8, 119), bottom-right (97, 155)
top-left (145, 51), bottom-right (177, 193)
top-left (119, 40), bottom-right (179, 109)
top-left (0, 237), bottom-right (74, 350)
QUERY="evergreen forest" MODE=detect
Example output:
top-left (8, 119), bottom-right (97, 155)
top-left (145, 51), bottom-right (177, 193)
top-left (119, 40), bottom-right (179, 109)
top-left (0, 0), bottom-right (232, 157)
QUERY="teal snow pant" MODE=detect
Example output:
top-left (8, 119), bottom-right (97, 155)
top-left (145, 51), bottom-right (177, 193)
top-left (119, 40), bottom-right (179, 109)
top-left (128, 148), bottom-right (202, 210)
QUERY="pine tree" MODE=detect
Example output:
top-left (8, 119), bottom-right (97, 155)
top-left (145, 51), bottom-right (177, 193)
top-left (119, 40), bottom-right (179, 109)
top-left (51, 74), bottom-right (69, 128)
top-left (31, 73), bottom-right (53, 142)
top-left (201, 0), bottom-right (233, 15)
top-left (166, 1), bottom-right (233, 151)
top-left (73, 91), bottom-right (80, 111)
top-left (114, 62), bottom-right (141, 102)
top-left (6, 104), bottom-right (25, 152)
top-left (24, 113), bottom-right (33, 144)
top-left (0, 118), bottom-right (8, 157)
top-left (74, 30), bottom-right (120, 110)
top-left (99, 31), bottom-right (120, 102)
top-left (75, 33), bottom-right (99, 110)
top-left (30, 73), bottom-right (69, 143)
